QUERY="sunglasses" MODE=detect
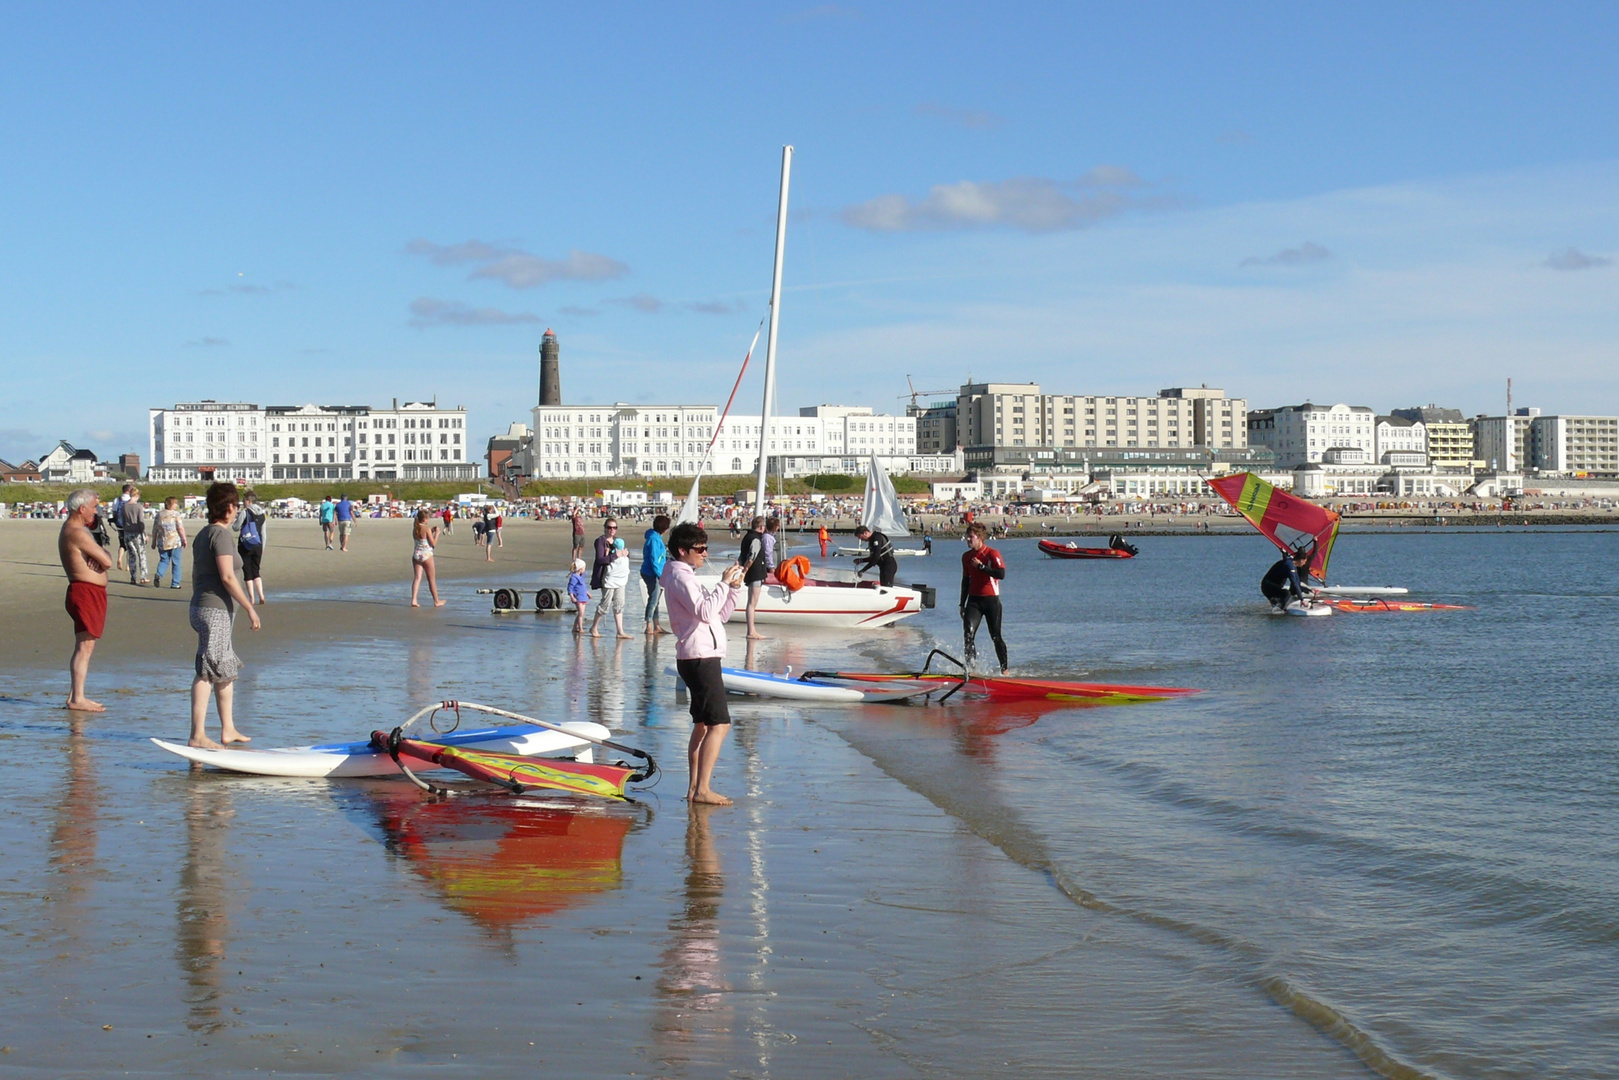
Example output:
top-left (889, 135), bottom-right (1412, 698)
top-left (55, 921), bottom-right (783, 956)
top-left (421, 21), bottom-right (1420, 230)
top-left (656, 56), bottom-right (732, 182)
top-left (692, 545), bottom-right (709, 553)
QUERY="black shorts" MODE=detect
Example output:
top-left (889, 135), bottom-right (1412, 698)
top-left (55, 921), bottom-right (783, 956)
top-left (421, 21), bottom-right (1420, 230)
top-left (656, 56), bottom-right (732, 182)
top-left (677, 657), bottom-right (732, 726)
top-left (239, 544), bottom-right (263, 581)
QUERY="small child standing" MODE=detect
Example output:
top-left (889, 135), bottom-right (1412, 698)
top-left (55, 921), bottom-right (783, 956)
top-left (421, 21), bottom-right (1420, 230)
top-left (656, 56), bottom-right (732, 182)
top-left (567, 557), bottom-right (590, 634)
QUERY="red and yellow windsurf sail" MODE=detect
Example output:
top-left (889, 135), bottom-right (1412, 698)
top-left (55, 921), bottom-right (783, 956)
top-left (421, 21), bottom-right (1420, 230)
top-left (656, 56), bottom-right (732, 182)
top-left (375, 734), bottom-right (636, 800)
top-left (1209, 472), bottom-right (1340, 581)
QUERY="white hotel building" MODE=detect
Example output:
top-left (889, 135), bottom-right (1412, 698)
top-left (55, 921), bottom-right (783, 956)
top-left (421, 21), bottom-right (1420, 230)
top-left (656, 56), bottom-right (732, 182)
top-left (147, 400), bottom-right (479, 483)
top-left (523, 403), bottom-right (933, 479)
top-left (1246, 402), bottom-right (1377, 469)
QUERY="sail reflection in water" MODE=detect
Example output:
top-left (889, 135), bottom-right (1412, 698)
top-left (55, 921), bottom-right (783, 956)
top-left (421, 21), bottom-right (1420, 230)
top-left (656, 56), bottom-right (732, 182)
top-left (343, 783), bottom-right (641, 939)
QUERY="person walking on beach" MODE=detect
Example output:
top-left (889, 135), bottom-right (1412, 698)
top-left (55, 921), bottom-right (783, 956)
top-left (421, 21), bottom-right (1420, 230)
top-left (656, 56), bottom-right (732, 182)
top-left (188, 482), bottom-right (260, 749)
top-left (59, 488), bottom-right (112, 712)
top-left (567, 558), bottom-right (590, 633)
top-left (335, 493), bottom-right (355, 553)
top-left (119, 485), bottom-right (150, 585)
top-left (409, 508), bottom-right (445, 607)
top-left (153, 496), bottom-right (188, 589)
top-left (738, 516), bottom-right (770, 640)
top-left (818, 523), bottom-right (829, 558)
top-left (590, 537), bottom-right (634, 639)
top-left (591, 518), bottom-right (619, 591)
top-left (960, 522), bottom-right (1009, 674)
top-left (110, 482), bottom-right (132, 572)
top-left (641, 514), bottom-right (671, 636)
top-left (481, 507), bottom-right (496, 561)
top-left (441, 504), bottom-right (454, 535)
top-left (571, 509), bottom-right (586, 561)
top-left (236, 488), bottom-right (267, 605)
top-left (319, 497), bottom-right (336, 549)
top-left (662, 522), bottom-right (746, 805)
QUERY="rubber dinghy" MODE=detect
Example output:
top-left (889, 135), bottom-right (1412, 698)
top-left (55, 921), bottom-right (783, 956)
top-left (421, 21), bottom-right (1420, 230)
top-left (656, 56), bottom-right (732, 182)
top-left (1038, 535), bottom-right (1138, 560)
top-left (801, 650), bottom-right (1199, 706)
top-left (152, 721), bottom-right (609, 778)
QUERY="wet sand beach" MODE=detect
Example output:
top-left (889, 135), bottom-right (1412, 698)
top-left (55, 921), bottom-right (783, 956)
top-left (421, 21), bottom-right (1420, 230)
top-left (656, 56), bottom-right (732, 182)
top-left (0, 524), bottom-right (1613, 1077)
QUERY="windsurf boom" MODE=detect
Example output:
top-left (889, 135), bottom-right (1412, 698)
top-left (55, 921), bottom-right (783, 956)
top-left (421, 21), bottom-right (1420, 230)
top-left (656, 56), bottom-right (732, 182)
top-left (801, 650), bottom-right (1199, 706)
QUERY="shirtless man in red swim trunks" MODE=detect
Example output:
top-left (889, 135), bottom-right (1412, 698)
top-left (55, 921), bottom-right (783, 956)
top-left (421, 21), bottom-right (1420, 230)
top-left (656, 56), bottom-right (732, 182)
top-left (59, 487), bottom-right (113, 712)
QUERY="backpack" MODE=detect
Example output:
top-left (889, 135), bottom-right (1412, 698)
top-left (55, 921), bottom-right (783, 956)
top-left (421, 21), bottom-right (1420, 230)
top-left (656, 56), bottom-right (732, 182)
top-left (239, 509), bottom-right (263, 549)
top-left (111, 498), bottom-right (126, 529)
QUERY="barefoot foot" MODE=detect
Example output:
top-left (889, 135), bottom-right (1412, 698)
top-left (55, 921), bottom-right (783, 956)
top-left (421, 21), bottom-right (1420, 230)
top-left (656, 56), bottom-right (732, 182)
top-left (188, 736), bottom-right (224, 750)
top-left (221, 731), bottom-right (251, 744)
top-left (434, 599), bottom-right (446, 607)
top-left (689, 789), bottom-right (734, 806)
top-left (64, 698), bottom-right (106, 713)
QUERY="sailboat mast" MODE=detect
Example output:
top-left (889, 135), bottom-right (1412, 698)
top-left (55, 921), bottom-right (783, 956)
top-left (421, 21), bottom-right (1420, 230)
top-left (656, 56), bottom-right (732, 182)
top-left (754, 145), bottom-right (793, 519)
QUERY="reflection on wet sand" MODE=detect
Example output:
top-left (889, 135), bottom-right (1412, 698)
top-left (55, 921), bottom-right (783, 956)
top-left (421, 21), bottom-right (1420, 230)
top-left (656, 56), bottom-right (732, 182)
top-left (654, 805), bottom-right (733, 1069)
top-left (587, 637), bottom-right (626, 729)
top-left (176, 778), bottom-right (235, 1033)
top-left (47, 719), bottom-right (99, 948)
top-left (351, 783), bottom-right (638, 944)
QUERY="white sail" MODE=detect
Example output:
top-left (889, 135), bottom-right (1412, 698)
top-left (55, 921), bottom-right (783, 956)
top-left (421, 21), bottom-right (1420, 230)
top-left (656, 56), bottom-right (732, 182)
top-left (676, 476), bottom-right (702, 525)
top-left (861, 455), bottom-right (909, 537)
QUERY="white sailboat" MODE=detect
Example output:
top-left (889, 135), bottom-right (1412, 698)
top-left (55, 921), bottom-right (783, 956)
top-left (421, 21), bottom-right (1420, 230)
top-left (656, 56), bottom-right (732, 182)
top-left (834, 455), bottom-right (931, 558)
top-left (665, 146), bottom-right (927, 630)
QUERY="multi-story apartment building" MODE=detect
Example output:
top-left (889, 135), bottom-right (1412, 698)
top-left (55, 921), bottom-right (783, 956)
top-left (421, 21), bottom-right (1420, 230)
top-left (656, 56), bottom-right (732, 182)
top-left (1528, 415), bottom-right (1619, 476)
top-left (1392, 406), bottom-right (1474, 467)
top-left (1471, 412), bottom-right (1536, 473)
top-left (913, 400), bottom-right (956, 454)
top-left (953, 383), bottom-right (1246, 453)
top-left (147, 400), bottom-right (477, 483)
top-left (1246, 402), bottom-right (1377, 469)
top-left (797, 405), bottom-right (917, 459)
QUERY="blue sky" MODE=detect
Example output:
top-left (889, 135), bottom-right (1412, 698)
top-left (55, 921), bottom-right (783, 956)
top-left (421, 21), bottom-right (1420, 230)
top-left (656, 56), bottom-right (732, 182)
top-left (2, 2), bottom-right (1616, 462)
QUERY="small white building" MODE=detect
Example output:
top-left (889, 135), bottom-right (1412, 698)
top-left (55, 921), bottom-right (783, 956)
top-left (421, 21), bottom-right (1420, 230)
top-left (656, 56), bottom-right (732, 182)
top-left (1248, 402), bottom-right (1377, 469)
top-left (1375, 415), bottom-right (1428, 465)
top-left (38, 441), bottom-right (104, 484)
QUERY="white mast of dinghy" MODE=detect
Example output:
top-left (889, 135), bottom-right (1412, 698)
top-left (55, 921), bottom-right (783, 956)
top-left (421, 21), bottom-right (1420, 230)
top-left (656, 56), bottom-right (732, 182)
top-left (753, 145), bottom-right (792, 520)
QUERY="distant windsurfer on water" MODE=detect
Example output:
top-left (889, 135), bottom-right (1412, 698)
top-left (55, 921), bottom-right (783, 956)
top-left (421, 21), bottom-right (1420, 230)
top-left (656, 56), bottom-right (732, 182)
top-left (961, 523), bottom-right (1009, 674)
top-left (1261, 545), bottom-right (1315, 613)
top-left (853, 525), bottom-right (897, 587)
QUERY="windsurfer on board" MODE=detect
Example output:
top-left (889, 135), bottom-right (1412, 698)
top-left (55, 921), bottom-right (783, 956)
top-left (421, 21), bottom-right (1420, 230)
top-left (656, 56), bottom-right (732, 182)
top-left (1261, 545), bottom-right (1315, 613)
top-left (852, 525), bottom-right (897, 587)
top-left (960, 523), bottom-right (1009, 674)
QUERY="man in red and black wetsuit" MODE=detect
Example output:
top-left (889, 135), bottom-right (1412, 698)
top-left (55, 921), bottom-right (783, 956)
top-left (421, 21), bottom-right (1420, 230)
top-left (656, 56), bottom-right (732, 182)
top-left (960, 522), bottom-right (1009, 673)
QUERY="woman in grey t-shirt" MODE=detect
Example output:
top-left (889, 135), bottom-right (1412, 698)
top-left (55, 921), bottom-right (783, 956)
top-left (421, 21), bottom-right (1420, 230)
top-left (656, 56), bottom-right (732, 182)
top-left (188, 482), bottom-right (260, 749)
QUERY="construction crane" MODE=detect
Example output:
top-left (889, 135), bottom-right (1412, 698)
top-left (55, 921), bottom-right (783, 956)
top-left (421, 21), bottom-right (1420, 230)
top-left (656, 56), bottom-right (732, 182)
top-left (897, 375), bottom-right (956, 412)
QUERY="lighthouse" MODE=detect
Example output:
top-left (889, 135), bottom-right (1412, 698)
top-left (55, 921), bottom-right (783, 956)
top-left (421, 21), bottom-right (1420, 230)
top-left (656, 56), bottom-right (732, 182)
top-left (538, 329), bottom-right (561, 406)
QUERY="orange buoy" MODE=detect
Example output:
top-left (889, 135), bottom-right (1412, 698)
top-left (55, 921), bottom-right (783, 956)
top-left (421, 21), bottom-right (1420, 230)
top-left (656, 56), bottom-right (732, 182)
top-left (778, 555), bottom-right (811, 592)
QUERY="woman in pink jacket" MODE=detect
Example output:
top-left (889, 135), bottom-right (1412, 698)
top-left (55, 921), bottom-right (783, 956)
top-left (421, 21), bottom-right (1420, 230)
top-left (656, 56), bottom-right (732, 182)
top-left (661, 522), bottom-right (745, 805)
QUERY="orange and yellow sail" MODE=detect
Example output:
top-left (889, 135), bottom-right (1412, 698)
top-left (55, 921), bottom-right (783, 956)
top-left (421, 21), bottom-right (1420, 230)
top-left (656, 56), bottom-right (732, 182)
top-left (1209, 472), bottom-right (1340, 581)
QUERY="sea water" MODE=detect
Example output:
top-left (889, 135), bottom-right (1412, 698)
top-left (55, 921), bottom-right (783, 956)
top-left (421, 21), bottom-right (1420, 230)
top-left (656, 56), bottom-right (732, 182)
top-left (0, 528), bottom-right (1613, 1078)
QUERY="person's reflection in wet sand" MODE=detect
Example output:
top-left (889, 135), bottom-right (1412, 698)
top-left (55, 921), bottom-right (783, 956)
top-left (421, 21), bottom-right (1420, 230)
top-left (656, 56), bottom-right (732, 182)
top-left (588, 636), bottom-right (626, 730)
top-left (47, 718), bottom-right (99, 949)
top-left (405, 636), bottom-right (436, 705)
top-left (176, 779), bottom-right (235, 1033)
top-left (654, 804), bottom-right (733, 1068)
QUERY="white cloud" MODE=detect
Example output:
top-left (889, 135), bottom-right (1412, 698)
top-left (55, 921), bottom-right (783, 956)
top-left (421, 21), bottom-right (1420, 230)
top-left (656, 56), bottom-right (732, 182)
top-left (408, 297), bottom-right (541, 328)
top-left (1543, 247), bottom-right (1612, 271)
top-left (913, 102), bottom-right (1001, 130)
top-left (610, 294), bottom-right (664, 314)
top-left (1241, 241), bottom-right (1334, 267)
top-left (840, 169), bottom-right (1151, 233)
top-left (405, 238), bottom-right (628, 288)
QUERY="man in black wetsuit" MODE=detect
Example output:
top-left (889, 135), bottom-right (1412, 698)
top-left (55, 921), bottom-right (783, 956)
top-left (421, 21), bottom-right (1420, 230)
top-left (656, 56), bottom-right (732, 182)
top-left (852, 525), bottom-right (898, 587)
top-left (1261, 546), bottom-right (1313, 611)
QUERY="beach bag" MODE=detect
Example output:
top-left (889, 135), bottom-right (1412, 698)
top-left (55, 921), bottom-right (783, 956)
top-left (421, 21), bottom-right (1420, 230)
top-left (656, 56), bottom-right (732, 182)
top-left (239, 510), bottom-right (263, 549)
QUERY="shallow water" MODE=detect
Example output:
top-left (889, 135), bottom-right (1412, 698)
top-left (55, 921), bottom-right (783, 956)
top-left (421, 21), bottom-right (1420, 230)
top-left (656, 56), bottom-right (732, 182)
top-left (0, 530), bottom-right (1614, 1077)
